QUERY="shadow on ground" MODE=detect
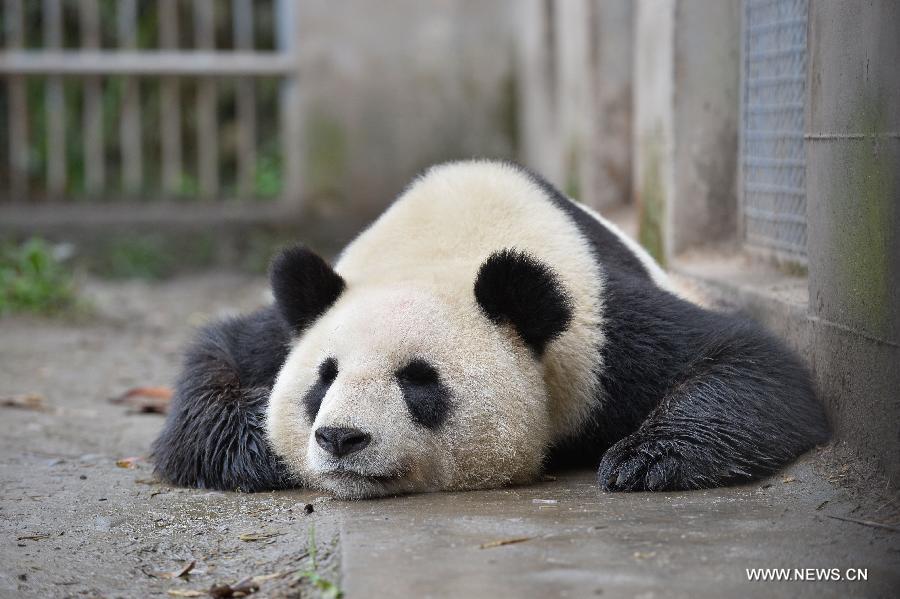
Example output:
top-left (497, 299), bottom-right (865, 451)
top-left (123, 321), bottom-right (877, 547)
top-left (1, 275), bottom-right (897, 598)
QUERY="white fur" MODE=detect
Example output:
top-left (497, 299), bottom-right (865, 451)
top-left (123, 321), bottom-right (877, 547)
top-left (267, 161), bottom-right (648, 498)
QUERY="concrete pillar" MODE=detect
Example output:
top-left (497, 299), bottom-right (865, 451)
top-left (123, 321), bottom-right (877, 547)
top-left (588, 0), bottom-right (634, 210)
top-left (517, 0), bottom-right (634, 211)
top-left (633, 0), bottom-right (740, 265)
top-left (555, 0), bottom-right (594, 202)
top-left (633, 0), bottom-right (676, 264)
top-left (806, 0), bottom-right (900, 481)
top-left (517, 0), bottom-right (563, 185)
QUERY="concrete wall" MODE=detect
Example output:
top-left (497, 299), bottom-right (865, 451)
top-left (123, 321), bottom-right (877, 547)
top-left (805, 0), bottom-right (900, 483)
top-left (589, 0), bottom-right (634, 209)
top-left (635, 0), bottom-right (899, 483)
top-left (633, 0), bottom-right (740, 265)
top-left (555, 0), bottom-right (594, 201)
top-left (517, 0), bottom-right (634, 211)
top-left (633, 0), bottom-right (676, 264)
top-left (517, 0), bottom-right (563, 185)
top-left (293, 0), bottom-right (517, 220)
top-left (671, 1), bottom-right (740, 255)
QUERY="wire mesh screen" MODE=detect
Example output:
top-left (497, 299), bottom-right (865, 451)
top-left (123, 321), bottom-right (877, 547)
top-left (741, 0), bottom-right (808, 261)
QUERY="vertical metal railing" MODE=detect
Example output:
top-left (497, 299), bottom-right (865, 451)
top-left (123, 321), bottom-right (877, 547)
top-left (5, 0), bottom-right (28, 197)
top-left (276, 0), bottom-right (303, 206)
top-left (233, 0), bottom-right (257, 198)
top-left (118, 0), bottom-right (142, 192)
top-left (42, 0), bottom-right (65, 195)
top-left (193, 0), bottom-right (217, 198)
top-left (158, 0), bottom-right (182, 196)
top-left (79, 0), bottom-right (104, 193)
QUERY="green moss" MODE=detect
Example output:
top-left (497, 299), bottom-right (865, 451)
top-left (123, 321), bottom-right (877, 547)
top-left (306, 108), bottom-right (348, 199)
top-left (638, 132), bottom-right (666, 267)
top-left (835, 100), bottom-right (896, 333)
top-left (564, 142), bottom-right (582, 201)
top-left (776, 260), bottom-right (808, 278)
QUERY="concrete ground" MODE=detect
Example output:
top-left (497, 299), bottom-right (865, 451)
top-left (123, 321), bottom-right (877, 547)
top-left (1, 274), bottom-right (898, 598)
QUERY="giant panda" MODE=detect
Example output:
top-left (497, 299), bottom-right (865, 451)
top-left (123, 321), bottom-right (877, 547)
top-left (151, 160), bottom-right (829, 499)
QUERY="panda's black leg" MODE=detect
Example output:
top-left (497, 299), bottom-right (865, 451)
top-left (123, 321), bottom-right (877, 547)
top-left (598, 329), bottom-right (829, 492)
top-left (597, 389), bottom-right (737, 493)
top-left (151, 306), bottom-right (293, 492)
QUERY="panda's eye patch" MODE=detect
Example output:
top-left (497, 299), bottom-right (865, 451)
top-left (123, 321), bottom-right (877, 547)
top-left (318, 357), bottom-right (338, 384)
top-left (396, 359), bottom-right (440, 386)
top-left (396, 358), bottom-right (451, 430)
top-left (304, 357), bottom-right (337, 422)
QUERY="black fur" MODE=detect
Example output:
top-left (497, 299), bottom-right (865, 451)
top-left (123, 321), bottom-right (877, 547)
top-left (515, 166), bottom-right (831, 491)
top-left (270, 245), bottom-right (345, 335)
top-left (396, 359), bottom-right (452, 430)
top-left (474, 248), bottom-right (574, 356)
top-left (304, 357), bottom-right (337, 422)
top-left (151, 305), bottom-right (292, 491)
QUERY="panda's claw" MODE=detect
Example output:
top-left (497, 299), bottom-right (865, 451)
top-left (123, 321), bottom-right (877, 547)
top-left (645, 455), bottom-right (681, 491)
top-left (598, 434), bottom-right (680, 492)
top-left (611, 455), bottom-right (650, 490)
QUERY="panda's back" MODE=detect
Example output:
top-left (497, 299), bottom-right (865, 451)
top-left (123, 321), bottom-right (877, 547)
top-left (339, 163), bottom-right (575, 279)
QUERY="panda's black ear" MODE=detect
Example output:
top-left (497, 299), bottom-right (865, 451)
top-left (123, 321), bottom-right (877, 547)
top-left (474, 249), bottom-right (573, 355)
top-left (270, 245), bottom-right (345, 334)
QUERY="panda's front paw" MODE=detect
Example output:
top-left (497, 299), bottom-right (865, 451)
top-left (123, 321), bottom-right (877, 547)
top-left (597, 434), bottom-right (684, 492)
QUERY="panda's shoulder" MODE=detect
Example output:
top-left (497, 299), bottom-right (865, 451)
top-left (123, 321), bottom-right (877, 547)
top-left (496, 162), bottom-right (666, 287)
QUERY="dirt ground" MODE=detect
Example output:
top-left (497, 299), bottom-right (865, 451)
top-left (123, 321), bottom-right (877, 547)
top-left (1, 274), bottom-right (898, 598)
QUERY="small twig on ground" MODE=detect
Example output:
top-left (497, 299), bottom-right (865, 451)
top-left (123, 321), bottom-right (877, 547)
top-left (16, 533), bottom-right (50, 541)
top-left (1, 393), bottom-right (52, 412)
top-left (825, 514), bottom-right (900, 533)
top-left (478, 537), bottom-right (534, 549)
top-left (238, 531), bottom-right (283, 542)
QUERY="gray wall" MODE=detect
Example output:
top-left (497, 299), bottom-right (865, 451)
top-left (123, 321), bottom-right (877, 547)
top-left (633, 0), bottom-right (740, 265)
top-left (671, 1), bottom-right (740, 257)
top-left (806, 0), bottom-right (900, 482)
top-left (633, 0), bottom-right (676, 264)
top-left (293, 0), bottom-right (517, 220)
top-left (517, 0), bottom-right (634, 212)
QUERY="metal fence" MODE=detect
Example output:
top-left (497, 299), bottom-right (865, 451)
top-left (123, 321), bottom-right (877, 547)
top-left (0, 0), bottom-right (301, 203)
top-left (741, 0), bottom-right (808, 262)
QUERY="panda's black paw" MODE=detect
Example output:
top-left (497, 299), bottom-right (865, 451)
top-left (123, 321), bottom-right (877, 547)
top-left (597, 434), bottom-right (689, 492)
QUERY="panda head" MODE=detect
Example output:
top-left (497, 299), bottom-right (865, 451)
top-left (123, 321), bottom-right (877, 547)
top-left (265, 245), bottom-right (573, 499)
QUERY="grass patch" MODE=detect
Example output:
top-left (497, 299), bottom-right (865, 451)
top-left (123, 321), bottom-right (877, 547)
top-left (0, 238), bottom-right (77, 316)
top-left (294, 525), bottom-right (343, 599)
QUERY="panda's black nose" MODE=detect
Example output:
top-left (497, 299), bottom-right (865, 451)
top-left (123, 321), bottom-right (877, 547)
top-left (315, 426), bottom-right (371, 457)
